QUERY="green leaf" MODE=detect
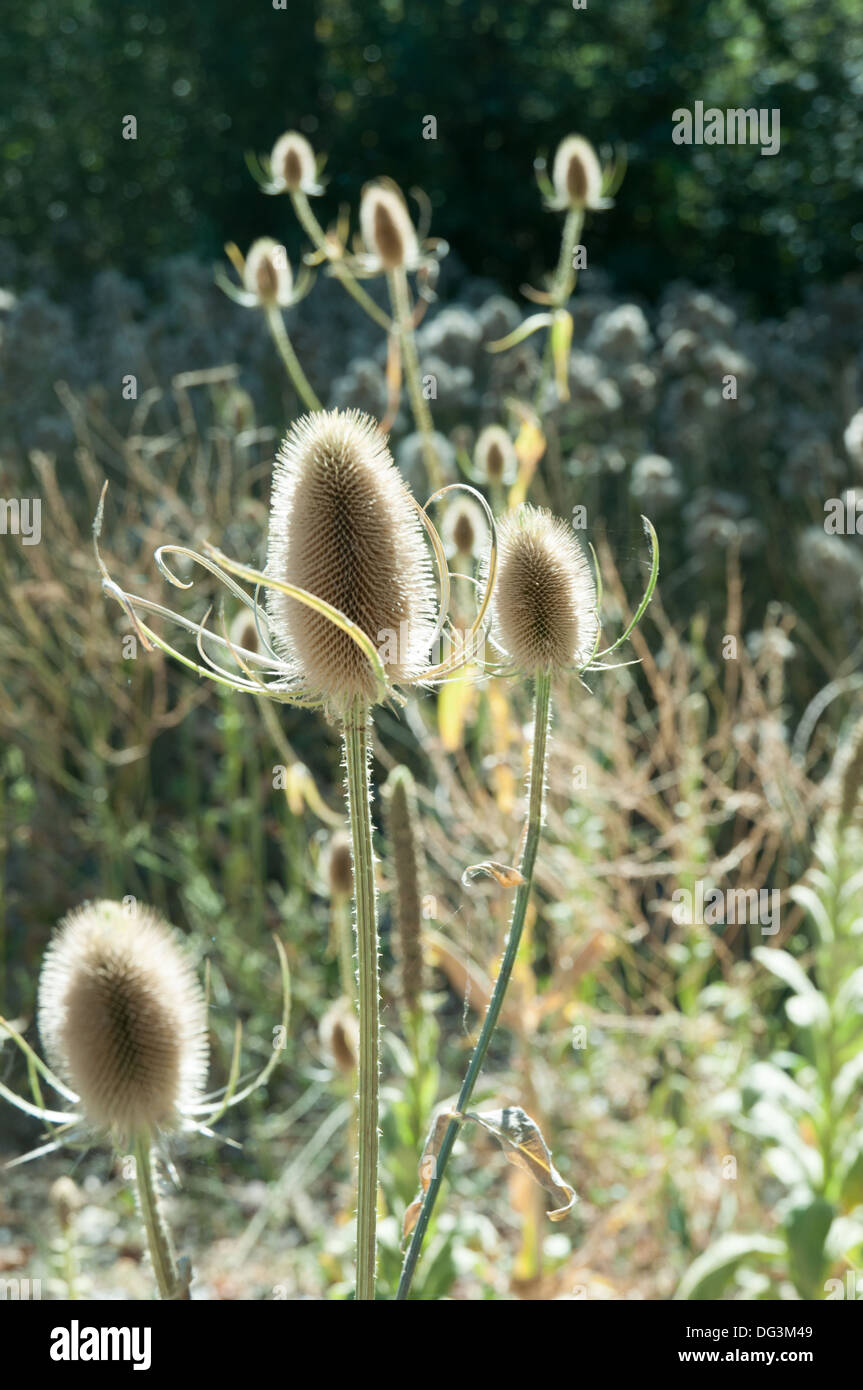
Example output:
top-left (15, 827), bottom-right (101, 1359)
top-left (784, 1197), bottom-right (834, 1299)
top-left (675, 1233), bottom-right (784, 1301)
top-left (752, 946), bottom-right (816, 997)
top-left (742, 1061), bottom-right (811, 1115)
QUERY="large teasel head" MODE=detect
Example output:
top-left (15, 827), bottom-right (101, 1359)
top-left (37, 901), bottom-right (209, 1140)
top-left (382, 766), bottom-right (425, 1016)
top-left (488, 505), bottom-right (598, 675)
top-left (265, 409), bottom-right (438, 713)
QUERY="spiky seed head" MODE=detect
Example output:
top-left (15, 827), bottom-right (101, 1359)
top-left (319, 997), bottom-right (359, 1075)
top-left (360, 181), bottom-right (419, 270)
top-left (475, 425), bottom-right (517, 484)
top-left (489, 505), bottom-right (598, 674)
top-left (38, 900), bottom-right (209, 1139)
top-left (328, 830), bottom-right (354, 899)
top-left (270, 130), bottom-right (317, 193)
top-left (551, 136), bottom-right (603, 211)
top-left (265, 409), bottom-right (438, 712)
top-left (382, 766), bottom-right (424, 1015)
top-left (243, 238), bottom-right (293, 307)
top-left (442, 497), bottom-right (489, 560)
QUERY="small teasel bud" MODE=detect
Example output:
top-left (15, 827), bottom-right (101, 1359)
top-left (551, 135), bottom-right (603, 211)
top-left (442, 497), bottom-right (490, 560)
top-left (265, 409), bottom-right (438, 711)
top-left (488, 505), bottom-right (598, 674)
top-left (328, 830), bottom-right (354, 899)
top-left (475, 425), bottom-right (517, 485)
top-left (382, 766), bottom-right (424, 1015)
top-left (229, 608), bottom-right (261, 656)
top-left (270, 130), bottom-right (317, 193)
top-left (319, 997), bottom-right (360, 1076)
top-left (243, 237), bottom-right (293, 307)
top-left (360, 180), bottom-right (419, 270)
top-left (38, 900), bottom-right (209, 1139)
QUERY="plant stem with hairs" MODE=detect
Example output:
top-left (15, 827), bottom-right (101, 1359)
top-left (133, 1134), bottom-right (182, 1299)
top-left (290, 190), bottom-right (393, 332)
top-left (397, 669), bottom-right (552, 1299)
top-left (265, 305), bottom-right (322, 412)
top-left (342, 699), bottom-right (381, 1301)
top-left (387, 267), bottom-right (444, 490)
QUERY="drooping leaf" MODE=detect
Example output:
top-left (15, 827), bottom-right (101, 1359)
top-left (466, 1106), bottom-right (577, 1221)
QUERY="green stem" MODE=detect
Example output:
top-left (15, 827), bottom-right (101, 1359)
top-left (342, 701), bottom-right (380, 1301)
top-left (552, 208), bottom-right (584, 307)
top-left (291, 191), bottom-right (393, 332)
top-left (133, 1134), bottom-right (180, 1299)
top-left (397, 670), bottom-right (552, 1299)
top-left (387, 267), bottom-right (444, 491)
top-left (265, 305), bottom-right (322, 412)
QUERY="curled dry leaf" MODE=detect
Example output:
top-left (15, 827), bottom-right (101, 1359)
top-left (402, 1103), bottom-right (576, 1240)
top-left (461, 861), bottom-right (526, 889)
top-left (403, 1109), bottom-right (458, 1239)
top-left (467, 1106), bottom-right (577, 1222)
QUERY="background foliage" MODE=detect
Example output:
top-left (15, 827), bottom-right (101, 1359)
top-left (2, 0), bottom-right (862, 308)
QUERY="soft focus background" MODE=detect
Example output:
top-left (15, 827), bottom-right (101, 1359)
top-left (1, 0), bottom-right (863, 1300)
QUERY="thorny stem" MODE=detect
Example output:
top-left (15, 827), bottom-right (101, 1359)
top-left (387, 267), bottom-right (444, 491)
top-left (133, 1134), bottom-right (182, 1300)
top-left (265, 305), bottom-right (322, 412)
top-left (397, 670), bottom-right (552, 1299)
top-left (291, 190), bottom-right (393, 332)
top-left (342, 701), bottom-right (380, 1301)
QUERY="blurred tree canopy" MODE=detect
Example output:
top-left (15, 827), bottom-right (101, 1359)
top-left (1, 0), bottom-right (861, 309)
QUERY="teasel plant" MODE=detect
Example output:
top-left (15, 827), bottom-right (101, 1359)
top-left (357, 179), bottom-right (450, 491)
top-left (246, 129), bottom-right (393, 333)
top-left (488, 133), bottom-right (625, 405)
top-left (93, 407), bottom-right (499, 1300)
top-left (397, 503), bottom-right (659, 1298)
top-left (0, 899), bottom-right (289, 1299)
top-left (216, 236), bottom-right (322, 412)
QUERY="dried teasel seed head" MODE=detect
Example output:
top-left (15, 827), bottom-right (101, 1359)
top-left (488, 505), bottom-right (598, 674)
top-left (360, 181), bottom-right (419, 270)
top-left (475, 425), bottom-right (517, 485)
top-left (382, 765), bottom-right (424, 1015)
top-left (38, 900), bottom-right (209, 1139)
top-left (328, 830), bottom-right (354, 899)
top-left (265, 409), bottom-right (438, 712)
top-left (551, 135), bottom-right (603, 211)
top-left (270, 130), bottom-right (317, 193)
top-left (243, 238), bottom-right (293, 307)
top-left (319, 997), bottom-right (359, 1076)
